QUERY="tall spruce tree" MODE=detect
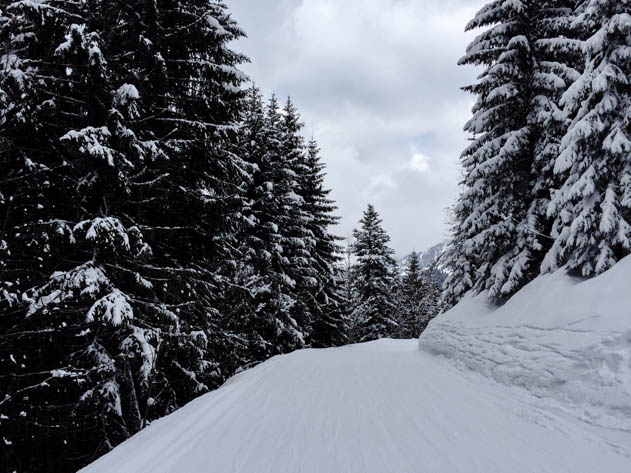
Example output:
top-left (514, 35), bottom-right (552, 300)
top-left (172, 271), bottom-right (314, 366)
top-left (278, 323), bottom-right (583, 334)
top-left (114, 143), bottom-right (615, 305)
top-left (0, 1), bottom-right (248, 472)
top-left (302, 139), bottom-right (349, 347)
top-left (351, 205), bottom-right (397, 342)
top-left (235, 93), bottom-right (307, 362)
top-left (509, 1), bottom-right (583, 293)
top-left (543, 0), bottom-right (631, 275)
top-left (279, 98), bottom-right (317, 342)
top-left (444, 1), bottom-right (536, 305)
top-left (396, 252), bottom-right (443, 338)
top-left (444, 0), bottom-right (583, 307)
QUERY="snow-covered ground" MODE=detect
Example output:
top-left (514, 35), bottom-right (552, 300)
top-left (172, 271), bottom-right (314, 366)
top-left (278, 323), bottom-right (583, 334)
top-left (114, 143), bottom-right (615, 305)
top-left (81, 259), bottom-right (631, 473)
top-left (421, 255), bottom-right (631, 432)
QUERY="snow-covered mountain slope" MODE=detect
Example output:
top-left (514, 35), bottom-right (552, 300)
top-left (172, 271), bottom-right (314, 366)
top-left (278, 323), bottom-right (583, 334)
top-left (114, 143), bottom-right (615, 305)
top-left (81, 259), bottom-right (631, 473)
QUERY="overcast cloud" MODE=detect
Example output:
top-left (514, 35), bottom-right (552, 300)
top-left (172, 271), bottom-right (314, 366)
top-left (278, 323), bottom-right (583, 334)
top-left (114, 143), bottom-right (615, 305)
top-left (229, 0), bottom-right (486, 256)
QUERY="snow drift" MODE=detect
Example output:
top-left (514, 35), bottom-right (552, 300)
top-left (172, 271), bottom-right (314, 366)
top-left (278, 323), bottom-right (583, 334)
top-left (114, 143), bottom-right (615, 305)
top-left (80, 259), bottom-right (631, 473)
top-left (421, 255), bottom-right (631, 430)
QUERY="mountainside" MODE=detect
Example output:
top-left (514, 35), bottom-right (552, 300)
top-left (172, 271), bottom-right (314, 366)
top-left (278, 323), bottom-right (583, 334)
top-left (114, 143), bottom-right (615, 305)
top-left (418, 240), bottom-right (448, 269)
top-left (80, 258), bottom-right (631, 473)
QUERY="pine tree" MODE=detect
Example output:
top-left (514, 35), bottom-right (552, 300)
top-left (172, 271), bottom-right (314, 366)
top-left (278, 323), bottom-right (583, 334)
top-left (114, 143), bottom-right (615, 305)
top-left (507, 1), bottom-right (583, 293)
top-left (396, 252), bottom-right (443, 338)
top-left (235, 93), bottom-right (307, 362)
top-left (444, 0), bottom-right (583, 307)
top-left (543, 0), bottom-right (631, 275)
top-left (351, 205), bottom-right (397, 342)
top-left (302, 140), bottom-right (349, 348)
top-left (445, 0), bottom-right (536, 304)
top-left (279, 98), bottom-right (318, 342)
top-left (397, 252), bottom-right (423, 338)
top-left (0, 1), bottom-right (248, 471)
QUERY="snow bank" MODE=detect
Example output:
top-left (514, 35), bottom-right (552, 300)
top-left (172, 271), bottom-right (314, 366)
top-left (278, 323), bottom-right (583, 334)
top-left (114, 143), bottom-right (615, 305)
top-left (420, 256), bottom-right (631, 430)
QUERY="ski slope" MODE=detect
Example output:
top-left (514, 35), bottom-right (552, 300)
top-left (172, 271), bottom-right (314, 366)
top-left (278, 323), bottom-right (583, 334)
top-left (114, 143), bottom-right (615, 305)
top-left (81, 260), bottom-right (631, 473)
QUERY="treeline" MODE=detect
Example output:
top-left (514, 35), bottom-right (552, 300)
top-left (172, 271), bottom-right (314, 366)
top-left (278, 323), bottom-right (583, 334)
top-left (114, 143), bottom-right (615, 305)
top-left (444, 0), bottom-right (631, 306)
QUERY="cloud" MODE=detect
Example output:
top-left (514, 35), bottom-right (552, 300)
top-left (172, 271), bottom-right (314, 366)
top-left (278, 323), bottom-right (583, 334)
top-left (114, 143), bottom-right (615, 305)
top-left (229, 0), bottom-right (486, 255)
top-left (409, 152), bottom-right (431, 174)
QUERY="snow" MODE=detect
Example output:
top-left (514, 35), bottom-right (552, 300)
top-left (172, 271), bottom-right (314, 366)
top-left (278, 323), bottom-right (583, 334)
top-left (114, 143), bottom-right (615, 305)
top-left (80, 258), bottom-right (631, 473)
top-left (424, 255), bottom-right (631, 432)
top-left (61, 126), bottom-right (116, 166)
top-left (86, 289), bottom-right (133, 326)
top-left (25, 263), bottom-right (111, 317)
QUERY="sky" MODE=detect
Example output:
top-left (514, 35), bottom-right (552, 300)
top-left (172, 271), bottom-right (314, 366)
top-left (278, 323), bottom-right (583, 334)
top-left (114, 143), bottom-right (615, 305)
top-left (229, 0), bottom-right (487, 256)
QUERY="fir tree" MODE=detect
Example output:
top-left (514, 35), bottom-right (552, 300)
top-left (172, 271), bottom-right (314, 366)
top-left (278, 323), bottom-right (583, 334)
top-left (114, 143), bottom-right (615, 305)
top-left (396, 252), bottom-right (443, 338)
top-left (543, 0), bottom-right (631, 275)
top-left (235, 93), bottom-right (307, 362)
top-left (444, 0), bottom-right (583, 307)
top-left (351, 205), bottom-right (397, 342)
top-left (302, 139), bottom-right (349, 348)
top-left (450, 0), bottom-right (536, 303)
top-left (397, 252), bottom-right (424, 338)
top-left (507, 0), bottom-right (583, 294)
top-left (279, 98), bottom-right (317, 342)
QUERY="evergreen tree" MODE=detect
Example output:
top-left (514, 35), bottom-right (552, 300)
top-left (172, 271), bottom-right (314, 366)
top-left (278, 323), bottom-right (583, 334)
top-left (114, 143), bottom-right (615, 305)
top-left (0, 1), bottom-right (248, 471)
top-left (397, 252), bottom-right (424, 338)
top-left (543, 0), bottom-right (631, 275)
top-left (235, 92), bottom-right (307, 362)
top-left (279, 98), bottom-right (318, 342)
top-left (509, 0), bottom-right (583, 293)
top-left (444, 0), bottom-right (583, 307)
top-left (302, 139), bottom-right (349, 348)
top-left (396, 252), bottom-right (443, 338)
top-left (351, 205), bottom-right (397, 342)
top-left (445, 0), bottom-right (536, 305)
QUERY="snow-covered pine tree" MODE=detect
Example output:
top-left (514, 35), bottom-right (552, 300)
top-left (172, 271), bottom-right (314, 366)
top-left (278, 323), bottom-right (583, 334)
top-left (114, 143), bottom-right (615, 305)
top-left (351, 205), bottom-right (397, 342)
top-left (397, 252), bottom-right (423, 338)
top-left (341, 242), bottom-right (360, 342)
top-left (0, 1), bottom-right (248, 471)
top-left (418, 273), bottom-right (443, 330)
top-left (129, 0), bottom-right (251, 397)
top-left (441, 3), bottom-right (532, 306)
top-left (444, 0), bottom-right (583, 307)
top-left (0, 3), bottom-right (153, 470)
top-left (543, 0), bottom-right (631, 275)
top-left (446, 0), bottom-right (536, 304)
top-left (396, 252), bottom-right (443, 338)
top-left (278, 98), bottom-right (318, 342)
top-left (302, 139), bottom-right (349, 348)
top-left (235, 92), bottom-right (307, 362)
top-left (500, 0), bottom-right (584, 296)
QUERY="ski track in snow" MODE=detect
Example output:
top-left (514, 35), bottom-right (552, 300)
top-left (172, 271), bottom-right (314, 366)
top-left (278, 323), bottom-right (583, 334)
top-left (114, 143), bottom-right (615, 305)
top-left (81, 339), bottom-right (631, 473)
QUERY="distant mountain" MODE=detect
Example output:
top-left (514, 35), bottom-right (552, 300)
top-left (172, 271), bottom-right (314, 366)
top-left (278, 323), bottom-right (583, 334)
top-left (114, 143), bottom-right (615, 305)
top-left (418, 241), bottom-right (448, 270)
top-left (399, 240), bottom-right (449, 286)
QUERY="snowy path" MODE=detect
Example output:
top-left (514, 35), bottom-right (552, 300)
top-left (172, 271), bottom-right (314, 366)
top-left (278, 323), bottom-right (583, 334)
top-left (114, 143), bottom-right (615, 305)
top-left (81, 339), bottom-right (631, 473)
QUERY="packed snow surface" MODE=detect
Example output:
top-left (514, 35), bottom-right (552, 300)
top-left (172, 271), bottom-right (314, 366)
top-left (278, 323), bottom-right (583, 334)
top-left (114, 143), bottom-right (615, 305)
top-left (82, 259), bottom-right (631, 473)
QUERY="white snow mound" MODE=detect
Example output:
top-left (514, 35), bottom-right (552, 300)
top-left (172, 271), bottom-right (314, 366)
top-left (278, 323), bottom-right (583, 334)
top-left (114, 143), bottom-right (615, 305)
top-left (421, 255), bottom-right (631, 430)
top-left (80, 259), bottom-right (631, 473)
